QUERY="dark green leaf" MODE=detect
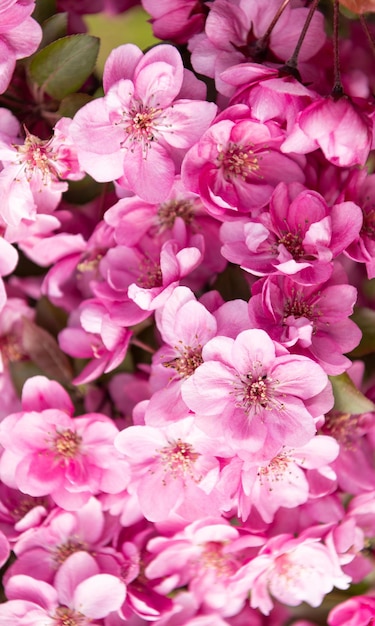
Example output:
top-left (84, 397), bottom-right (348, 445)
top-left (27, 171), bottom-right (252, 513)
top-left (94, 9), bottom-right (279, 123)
top-left (28, 35), bottom-right (100, 100)
top-left (349, 307), bottom-right (375, 357)
top-left (329, 372), bottom-right (375, 414)
top-left (58, 93), bottom-right (92, 118)
top-left (40, 12), bottom-right (68, 49)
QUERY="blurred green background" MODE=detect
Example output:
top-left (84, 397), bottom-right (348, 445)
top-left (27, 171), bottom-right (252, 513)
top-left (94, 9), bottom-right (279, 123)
top-left (84, 6), bottom-right (159, 75)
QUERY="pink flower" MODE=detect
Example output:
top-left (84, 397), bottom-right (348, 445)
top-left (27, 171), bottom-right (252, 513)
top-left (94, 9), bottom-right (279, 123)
top-left (0, 376), bottom-right (130, 509)
top-left (115, 417), bottom-right (223, 522)
top-left (328, 594), bottom-right (375, 626)
top-left (70, 43), bottom-right (217, 202)
top-left (188, 0), bottom-right (326, 97)
top-left (182, 328), bottom-right (333, 457)
top-left (0, 551), bottom-right (126, 624)
top-left (282, 96), bottom-right (373, 168)
top-left (247, 273), bottom-right (361, 375)
top-left (0, 116), bottom-right (85, 226)
top-left (232, 532), bottom-right (351, 615)
top-left (181, 105), bottom-right (305, 219)
top-left (220, 182), bottom-right (363, 285)
top-left (0, 1), bottom-right (42, 94)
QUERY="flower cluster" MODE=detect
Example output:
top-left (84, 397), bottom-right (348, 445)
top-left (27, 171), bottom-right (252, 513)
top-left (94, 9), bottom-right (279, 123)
top-left (0, 0), bottom-right (375, 624)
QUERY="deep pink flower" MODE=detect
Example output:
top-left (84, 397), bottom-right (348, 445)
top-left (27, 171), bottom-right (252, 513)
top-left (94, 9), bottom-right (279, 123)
top-left (247, 273), bottom-right (361, 375)
top-left (282, 96), bottom-right (373, 168)
top-left (181, 105), bottom-right (305, 220)
top-left (188, 0), bottom-right (326, 97)
top-left (182, 328), bottom-right (333, 457)
top-left (0, 376), bottom-right (130, 509)
top-left (220, 182), bottom-right (363, 285)
top-left (142, 0), bottom-right (208, 44)
top-left (70, 43), bottom-right (217, 202)
top-left (328, 594), bottom-right (375, 626)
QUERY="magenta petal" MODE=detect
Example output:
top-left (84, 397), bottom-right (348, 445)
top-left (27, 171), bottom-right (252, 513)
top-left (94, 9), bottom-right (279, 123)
top-left (55, 552), bottom-right (99, 607)
top-left (21, 376), bottom-right (74, 414)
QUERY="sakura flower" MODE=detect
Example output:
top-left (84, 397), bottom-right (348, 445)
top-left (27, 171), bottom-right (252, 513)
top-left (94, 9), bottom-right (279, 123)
top-left (181, 105), bottom-right (305, 220)
top-left (0, 376), bottom-right (130, 510)
top-left (142, 0), bottom-right (208, 44)
top-left (218, 435), bottom-right (339, 523)
top-left (0, 0), bottom-right (42, 94)
top-left (115, 417), bottom-right (224, 522)
top-left (220, 182), bottom-right (363, 285)
top-left (0, 551), bottom-right (126, 625)
top-left (231, 532), bottom-right (351, 615)
top-left (145, 517), bottom-right (264, 617)
top-left (281, 96), bottom-right (373, 168)
top-left (182, 328), bottom-right (333, 457)
top-left (188, 0), bottom-right (326, 97)
top-left (70, 43), bottom-right (217, 202)
top-left (328, 594), bottom-right (375, 626)
top-left (0, 115), bottom-right (85, 226)
top-left (247, 274), bottom-right (361, 375)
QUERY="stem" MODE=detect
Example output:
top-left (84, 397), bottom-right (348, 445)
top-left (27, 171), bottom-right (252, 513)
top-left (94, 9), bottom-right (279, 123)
top-left (359, 13), bottom-right (375, 60)
top-left (284, 0), bottom-right (320, 71)
top-left (256, 0), bottom-right (291, 50)
top-left (331, 0), bottom-right (344, 98)
top-left (131, 337), bottom-right (155, 355)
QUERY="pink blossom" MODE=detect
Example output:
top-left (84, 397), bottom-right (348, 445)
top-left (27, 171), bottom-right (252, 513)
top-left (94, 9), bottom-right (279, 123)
top-left (181, 105), bottom-right (305, 219)
top-left (70, 43), bottom-right (217, 202)
top-left (247, 274), bottom-right (361, 375)
top-left (282, 96), bottom-right (373, 168)
top-left (0, 1), bottom-right (42, 94)
top-left (142, 0), bottom-right (208, 44)
top-left (145, 517), bottom-right (264, 617)
top-left (328, 594), bottom-right (375, 626)
top-left (182, 328), bottom-right (333, 456)
top-left (218, 435), bottom-right (339, 523)
top-left (115, 417), bottom-right (224, 522)
top-left (232, 532), bottom-right (351, 615)
top-left (220, 182), bottom-right (363, 285)
top-left (188, 0), bottom-right (326, 97)
top-left (0, 551), bottom-right (126, 624)
top-left (0, 376), bottom-right (130, 509)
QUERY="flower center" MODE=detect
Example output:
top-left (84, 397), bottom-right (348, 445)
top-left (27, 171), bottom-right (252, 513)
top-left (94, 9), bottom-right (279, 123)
top-left (323, 411), bottom-right (360, 449)
top-left (137, 258), bottom-right (163, 289)
top-left (234, 363), bottom-right (281, 415)
top-left (53, 429), bottom-right (82, 459)
top-left (217, 142), bottom-right (261, 181)
top-left (283, 296), bottom-right (315, 321)
top-left (278, 231), bottom-right (304, 259)
top-left (54, 538), bottom-right (88, 566)
top-left (257, 452), bottom-right (293, 485)
top-left (201, 541), bottom-right (238, 577)
top-left (0, 331), bottom-right (26, 363)
top-left (361, 207), bottom-right (375, 238)
top-left (12, 496), bottom-right (49, 521)
top-left (14, 131), bottom-right (59, 185)
top-left (121, 102), bottom-right (163, 153)
top-left (158, 199), bottom-right (195, 230)
top-left (163, 344), bottom-right (203, 378)
top-left (158, 439), bottom-right (200, 481)
top-left (53, 606), bottom-right (87, 626)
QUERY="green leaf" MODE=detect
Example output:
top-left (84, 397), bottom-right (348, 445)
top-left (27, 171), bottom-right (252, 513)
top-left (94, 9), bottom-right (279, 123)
top-left (349, 307), bottom-right (375, 357)
top-left (58, 93), bottom-right (92, 118)
top-left (40, 12), bottom-right (68, 49)
top-left (329, 372), bottom-right (375, 414)
top-left (28, 34), bottom-right (100, 100)
top-left (32, 0), bottom-right (57, 25)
